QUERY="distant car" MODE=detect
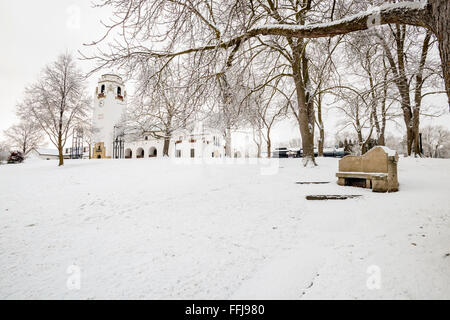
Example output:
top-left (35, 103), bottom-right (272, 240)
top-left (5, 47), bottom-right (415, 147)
top-left (334, 148), bottom-right (348, 158)
top-left (323, 148), bottom-right (336, 157)
top-left (273, 147), bottom-right (348, 158)
top-left (288, 148), bottom-right (301, 158)
top-left (323, 147), bottom-right (348, 158)
top-left (272, 147), bottom-right (289, 158)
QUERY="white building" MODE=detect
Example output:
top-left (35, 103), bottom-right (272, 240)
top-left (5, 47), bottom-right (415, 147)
top-left (92, 74), bottom-right (128, 159)
top-left (27, 148), bottom-right (60, 160)
top-left (91, 74), bottom-right (225, 159)
top-left (27, 148), bottom-right (89, 160)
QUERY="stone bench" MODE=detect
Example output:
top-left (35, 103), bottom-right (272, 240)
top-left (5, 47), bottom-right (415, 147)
top-left (336, 146), bottom-right (399, 193)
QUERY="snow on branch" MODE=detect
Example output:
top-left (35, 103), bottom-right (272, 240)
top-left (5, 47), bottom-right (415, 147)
top-left (131, 1), bottom-right (430, 60)
top-left (249, 1), bottom-right (429, 39)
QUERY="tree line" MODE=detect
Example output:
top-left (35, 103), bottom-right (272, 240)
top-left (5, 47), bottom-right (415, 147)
top-left (81, 0), bottom-right (448, 166)
top-left (2, 0), bottom-right (449, 166)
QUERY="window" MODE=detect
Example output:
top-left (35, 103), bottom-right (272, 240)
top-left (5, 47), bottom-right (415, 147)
top-left (117, 86), bottom-right (122, 96)
top-left (101, 84), bottom-right (105, 93)
top-left (176, 150), bottom-right (182, 158)
top-left (190, 149), bottom-right (195, 158)
top-left (84, 147), bottom-right (88, 152)
top-left (145, 136), bottom-right (148, 141)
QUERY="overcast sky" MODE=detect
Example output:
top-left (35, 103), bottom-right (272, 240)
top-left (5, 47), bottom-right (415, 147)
top-left (0, 0), bottom-right (111, 139)
top-left (0, 1), bottom-right (449, 148)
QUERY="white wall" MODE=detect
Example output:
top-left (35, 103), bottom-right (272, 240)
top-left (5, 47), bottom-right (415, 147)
top-left (92, 74), bottom-right (127, 158)
top-left (123, 134), bottom-right (225, 159)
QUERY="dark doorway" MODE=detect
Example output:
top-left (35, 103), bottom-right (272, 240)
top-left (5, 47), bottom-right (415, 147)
top-left (149, 147), bottom-right (157, 158)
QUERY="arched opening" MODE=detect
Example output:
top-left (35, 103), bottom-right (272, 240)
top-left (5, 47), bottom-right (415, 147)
top-left (149, 147), bottom-right (157, 158)
top-left (136, 148), bottom-right (144, 159)
top-left (101, 84), bottom-right (105, 94)
top-left (234, 151), bottom-right (242, 158)
top-left (117, 87), bottom-right (122, 96)
top-left (97, 155), bottom-right (102, 159)
top-left (125, 148), bottom-right (132, 159)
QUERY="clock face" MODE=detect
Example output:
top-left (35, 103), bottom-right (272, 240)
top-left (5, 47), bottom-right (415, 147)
top-left (99, 100), bottom-right (104, 108)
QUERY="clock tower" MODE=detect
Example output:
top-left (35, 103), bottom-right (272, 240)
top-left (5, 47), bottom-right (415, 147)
top-left (92, 74), bottom-right (127, 159)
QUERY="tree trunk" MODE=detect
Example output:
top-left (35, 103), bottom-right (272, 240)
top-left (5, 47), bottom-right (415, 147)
top-left (58, 135), bottom-right (64, 166)
top-left (297, 112), bottom-right (315, 165)
top-left (412, 109), bottom-right (421, 156)
top-left (378, 69), bottom-right (387, 146)
top-left (361, 143), bottom-right (367, 155)
top-left (225, 127), bottom-right (232, 157)
top-left (406, 125), bottom-right (414, 156)
top-left (292, 57), bottom-right (316, 167)
top-left (429, 0), bottom-right (450, 109)
top-left (412, 31), bottom-right (432, 157)
top-left (381, 26), bottom-right (416, 156)
top-left (163, 136), bottom-right (170, 157)
top-left (378, 130), bottom-right (385, 146)
top-left (317, 92), bottom-right (324, 157)
top-left (357, 129), bottom-right (365, 155)
top-left (318, 129), bottom-right (324, 157)
top-left (256, 129), bottom-right (262, 158)
top-left (266, 135), bottom-right (271, 159)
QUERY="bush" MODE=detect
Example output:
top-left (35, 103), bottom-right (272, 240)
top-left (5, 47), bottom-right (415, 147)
top-left (7, 151), bottom-right (25, 164)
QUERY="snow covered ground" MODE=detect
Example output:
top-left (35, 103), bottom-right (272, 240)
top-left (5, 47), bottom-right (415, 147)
top-left (0, 157), bottom-right (449, 299)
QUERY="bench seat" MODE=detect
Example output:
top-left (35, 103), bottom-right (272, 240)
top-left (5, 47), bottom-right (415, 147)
top-left (336, 172), bottom-right (389, 192)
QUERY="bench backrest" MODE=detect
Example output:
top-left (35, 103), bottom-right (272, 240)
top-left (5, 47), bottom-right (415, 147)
top-left (339, 147), bottom-right (398, 173)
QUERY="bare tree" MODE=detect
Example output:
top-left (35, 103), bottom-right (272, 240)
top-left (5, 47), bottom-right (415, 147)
top-left (209, 62), bottom-right (251, 158)
top-left (337, 31), bottom-right (398, 149)
top-left (376, 25), bottom-right (438, 156)
top-left (243, 0), bottom-right (449, 107)
top-left (82, 0), bottom-right (351, 166)
top-left (335, 86), bottom-right (375, 155)
top-left (0, 141), bottom-right (11, 163)
top-left (422, 125), bottom-right (450, 158)
top-left (129, 60), bottom-right (206, 156)
top-left (17, 53), bottom-right (91, 166)
top-left (3, 121), bottom-right (45, 155)
top-left (83, 0), bottom-right (449, 165)
top-left (74, 120), bottom-right (100, 160)
top-left (309, 33), bottom-right (343, 156)
top-left (247, 83), bottom-right (289, 158)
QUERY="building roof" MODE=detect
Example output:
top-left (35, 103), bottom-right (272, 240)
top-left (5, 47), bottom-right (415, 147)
top-left (33, 148), bottom-right (59, 156)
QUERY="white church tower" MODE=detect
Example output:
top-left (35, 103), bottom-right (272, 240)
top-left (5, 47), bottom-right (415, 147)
top-left (92, 74), bottom-right (127, 159)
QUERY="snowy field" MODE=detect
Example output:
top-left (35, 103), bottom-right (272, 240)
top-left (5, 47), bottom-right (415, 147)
top-left (0, 157), bottom-right (449, 299)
